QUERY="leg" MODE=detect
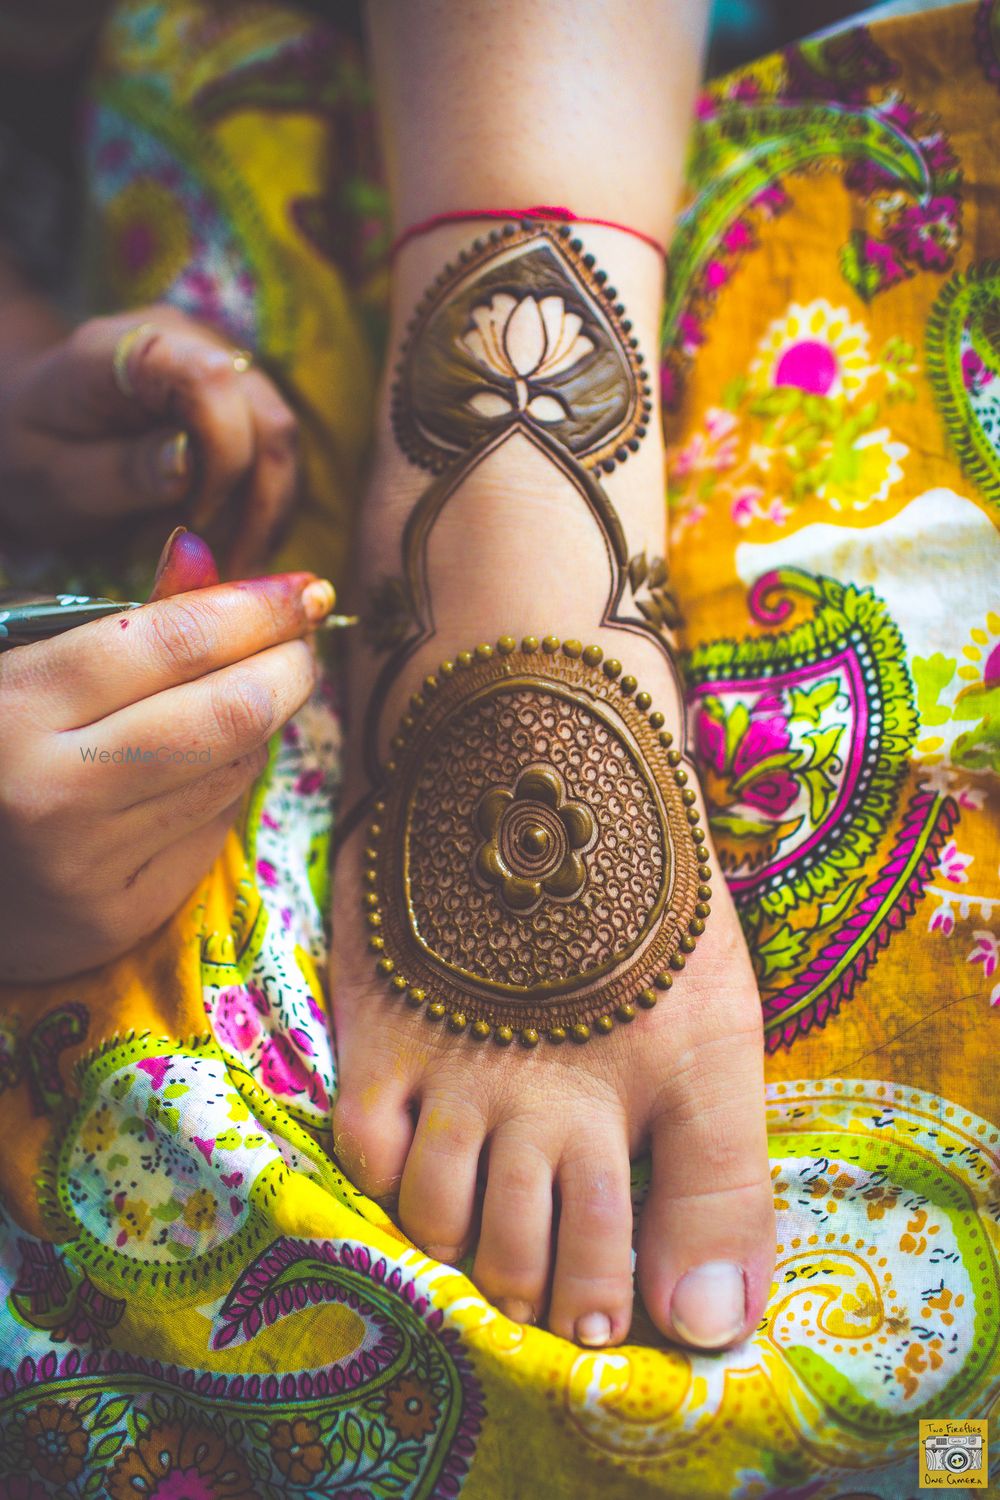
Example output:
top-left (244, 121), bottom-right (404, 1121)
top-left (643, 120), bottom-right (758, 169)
top-left (330, 214), bottom-right (775, 1348)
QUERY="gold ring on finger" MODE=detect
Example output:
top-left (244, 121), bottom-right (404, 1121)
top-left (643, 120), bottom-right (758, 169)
top-left (112, 322), bottom-right (158, 399)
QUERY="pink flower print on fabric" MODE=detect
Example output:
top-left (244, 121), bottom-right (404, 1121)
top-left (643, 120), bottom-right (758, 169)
top-left (773, 339), bottom-right (839, 396)
top-left (259, 1034), bottom-right (327, 1109)
top-left (967, 932), bottom-right (1000, 1004)
top-left (983, 641), bottom-right (1000, 687)
top-left (670, 407), bottom-right (737, 480)
top-left (697, 692), bottom-right (798, 816)
top-left (294, 767), bottom-right (325, 796)
top-left (928, 903), bottom-right (955, 937)
top-left (731, 486), bottom-right (765, 526)
top-left (936, 839), bottom-right (972, 884)
top-left (262, 1038), bottom-right (313, 1098)
top-left (887, 196), bottom-right (960, 271)
top-left (962, 348), bottom-right (996, 396)
top-left (967, 930), bottom-right (998, 979)
top-left (140, 1472), bottom-right (217, 1500)
top-left (136, 1057), bottom-right (171, 1091)
top-left (213, 986), bottom-right (265, 1053)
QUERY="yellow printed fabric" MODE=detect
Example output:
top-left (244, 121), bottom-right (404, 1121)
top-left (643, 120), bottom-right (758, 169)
top-left (0, 3), bottom-right (998, 1496)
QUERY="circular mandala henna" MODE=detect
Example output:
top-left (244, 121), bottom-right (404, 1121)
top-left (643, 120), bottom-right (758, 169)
top-left (364, 639), bottom-right (710, 1045)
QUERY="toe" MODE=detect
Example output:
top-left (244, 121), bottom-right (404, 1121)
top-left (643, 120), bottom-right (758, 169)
top-left (636, 1007), bottom-right (775, 1350)
top-left (473, 1127), bottom-right (554, 1326)
top-left (332, 1083), bottom-right (415, 1198)
top-left (548, 1121), bottom-right (634, 1346)
top-left (398, 1095), bottom-right (486, 1264)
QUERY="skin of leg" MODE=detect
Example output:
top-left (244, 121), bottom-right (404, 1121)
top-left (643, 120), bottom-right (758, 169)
top-left (327, 0), bottom-right (776, 1349)
top-left (329, 226), bottom-right (774, 1345)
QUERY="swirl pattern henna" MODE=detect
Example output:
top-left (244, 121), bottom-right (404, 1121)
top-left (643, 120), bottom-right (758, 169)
top-left (363, 638), bottom-right (710, 1045)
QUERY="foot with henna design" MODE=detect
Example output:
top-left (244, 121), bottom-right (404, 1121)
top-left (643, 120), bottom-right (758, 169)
top-left (329, 220), bottom-right (775, 1351)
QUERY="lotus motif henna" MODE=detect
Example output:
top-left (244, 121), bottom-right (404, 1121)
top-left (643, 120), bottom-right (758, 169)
top-left (460, 294), bottom-right (595, 423)
top-left (390, 223), bottom-right (651, 473)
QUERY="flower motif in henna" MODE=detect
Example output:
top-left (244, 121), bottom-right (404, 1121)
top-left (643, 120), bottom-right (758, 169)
top-left (459, 293), bottom-right (594, 422)
top-left (475, 766), bottom-right (596, 913)
top-left (364, 638), bottom-right (708, 1044)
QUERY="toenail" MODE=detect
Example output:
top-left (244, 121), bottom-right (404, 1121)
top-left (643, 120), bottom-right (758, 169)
top-left (575, 1312), bottom-right (612, 1347)
top-left (425, 1245), bottom-right (463, 1266)
top-left (497, 1298), bottom-right (535, 1325)
top-left (671, 1261), bottom-right (746, 1350)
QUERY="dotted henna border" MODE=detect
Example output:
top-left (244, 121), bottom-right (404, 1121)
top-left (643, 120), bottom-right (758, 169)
top-left (361, 635), bottom-right (712, 1048)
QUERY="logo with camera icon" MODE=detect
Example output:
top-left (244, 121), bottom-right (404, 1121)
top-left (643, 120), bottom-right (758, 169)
top-left (919, 1419), bottom-right (989, 1488)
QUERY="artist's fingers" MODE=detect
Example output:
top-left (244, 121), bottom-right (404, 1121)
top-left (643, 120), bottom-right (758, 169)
top-left (27, 315), bottom-right (266, 529)
top-left (92, 797), bottom-right (250, 962)
top-left (123, 324), bottom-right (258, 529)
top-left (70, 638), bottom-right (317, 809)
top-left (5, 573), bottom-right (334, 728)
top-left (20, 309), bottom-right (220, 434)
top-left (146, 527), bottom-right (221, 602)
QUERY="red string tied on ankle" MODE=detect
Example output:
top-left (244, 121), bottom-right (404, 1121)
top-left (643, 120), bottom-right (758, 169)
top-left (390, 205), bottom-right (667, 261)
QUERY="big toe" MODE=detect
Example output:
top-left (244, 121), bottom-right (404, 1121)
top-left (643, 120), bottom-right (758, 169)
top-left (637, 1016), bottom-right (775, 1350)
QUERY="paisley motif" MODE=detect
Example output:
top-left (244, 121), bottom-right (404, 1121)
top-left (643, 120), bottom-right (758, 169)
top-left (559, 1081), bottom-right (1000, 1486)
top-left (686, 570), bottom-right (957, 1048)
top-left (0, 1229), bottom-right (483, 1500)
top-left (40, 1034), bottom-right (337, 1283)
top-left (2, 1001), bottom-right (483, 1498)
top-left (927, 259), bottom-right (1000, 515)
top-left (663, 29), bottom-right (962, 406)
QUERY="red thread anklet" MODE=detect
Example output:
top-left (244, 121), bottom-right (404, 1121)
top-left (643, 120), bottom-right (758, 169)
top-left (390, 205), bottom-right (666, 260)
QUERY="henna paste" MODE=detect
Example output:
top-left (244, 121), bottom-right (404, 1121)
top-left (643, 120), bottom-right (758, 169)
top-left (392, 223), bottom-right (651, 474)
top-left (351, 222), bottom-right (708, 1045)
top-left (363, 637), bottom-right (709, 1045)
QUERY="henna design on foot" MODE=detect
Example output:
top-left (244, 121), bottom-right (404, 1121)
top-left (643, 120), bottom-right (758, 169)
top-left (363, 636), bottom-right (710, 1044)
top-left (349, 221), bottom-right (708, 1045)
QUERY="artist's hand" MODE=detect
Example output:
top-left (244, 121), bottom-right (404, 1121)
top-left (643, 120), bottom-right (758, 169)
top-left (0, 529), bottom-right (335, 983)
top-left (0, 307), bottom-right (299, 575)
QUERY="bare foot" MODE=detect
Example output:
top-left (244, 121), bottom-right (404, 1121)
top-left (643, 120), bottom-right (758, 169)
top-left (329, 223), bottom-right (774, 1349)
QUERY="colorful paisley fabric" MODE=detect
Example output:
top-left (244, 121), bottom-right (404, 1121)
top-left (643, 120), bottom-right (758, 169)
top-left (1, 2), bottom-right (999, 1498)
